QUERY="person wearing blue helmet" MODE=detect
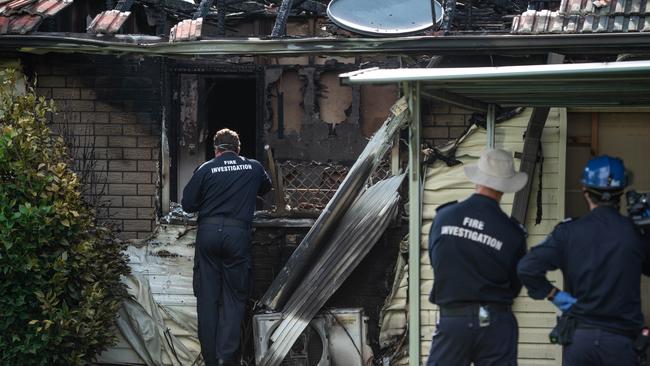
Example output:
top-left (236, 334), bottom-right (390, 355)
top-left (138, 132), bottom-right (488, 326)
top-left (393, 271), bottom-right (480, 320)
top-left (518, 155), bottom-right (650, 366)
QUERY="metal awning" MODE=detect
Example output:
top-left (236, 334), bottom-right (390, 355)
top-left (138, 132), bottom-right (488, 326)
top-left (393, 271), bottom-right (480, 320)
top-left (341, 60), bottom-right (650, 108)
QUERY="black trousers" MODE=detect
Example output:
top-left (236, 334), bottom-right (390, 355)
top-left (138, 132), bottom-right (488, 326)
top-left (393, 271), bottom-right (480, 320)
top-left (426, 311), bottom-right (518, 366)
top-left (194, 222), bottom-right (252, 366)
top-left (564, 328), bottom-right (638, 366)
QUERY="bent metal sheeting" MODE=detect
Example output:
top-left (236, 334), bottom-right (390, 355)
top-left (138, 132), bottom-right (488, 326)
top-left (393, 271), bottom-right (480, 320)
top-left (259, 174), bottom-right (404, 366)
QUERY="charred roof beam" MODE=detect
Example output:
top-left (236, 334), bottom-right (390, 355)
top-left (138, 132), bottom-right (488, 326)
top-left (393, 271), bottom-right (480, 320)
top-left (271, 0), bottom-right (293, 38)
top-left (115, 0), bottom-right (136, 12)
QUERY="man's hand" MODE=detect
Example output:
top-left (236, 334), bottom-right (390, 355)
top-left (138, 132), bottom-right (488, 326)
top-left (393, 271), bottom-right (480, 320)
top-left (551, 291), bottom-right (577, 312)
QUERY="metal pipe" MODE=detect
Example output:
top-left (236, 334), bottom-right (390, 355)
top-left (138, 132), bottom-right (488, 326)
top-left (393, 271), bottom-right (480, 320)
top-left (487, 104), bottom-right (496, 148)
top-left (407, 81), bottom-right (422, 366)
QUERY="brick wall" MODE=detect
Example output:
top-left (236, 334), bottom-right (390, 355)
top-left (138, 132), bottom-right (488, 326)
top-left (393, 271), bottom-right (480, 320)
top-left (421, 100), bottom-right (474, 147)
top-left (24, 54), bottom-right (161, 240)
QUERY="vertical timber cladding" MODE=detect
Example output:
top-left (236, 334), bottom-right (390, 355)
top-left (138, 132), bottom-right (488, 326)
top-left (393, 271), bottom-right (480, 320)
top-left (24, 54), bottom-right (162, 241)
top-left (420, 108), bottom-right (566, 365)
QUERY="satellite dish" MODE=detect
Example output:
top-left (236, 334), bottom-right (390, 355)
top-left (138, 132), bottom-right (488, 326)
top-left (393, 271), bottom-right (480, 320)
top-left (327, 0), bottom-right (444, 36)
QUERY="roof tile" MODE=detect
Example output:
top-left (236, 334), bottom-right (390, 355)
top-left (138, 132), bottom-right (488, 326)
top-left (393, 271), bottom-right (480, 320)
top-left (512, 0), bottom-right (648, 34)
top-left (630, 0), bottom-right (642, 13)
top-left (9, 13), bottom-right (39, 33)
top-left (87, 9), bottom-right (131, 34)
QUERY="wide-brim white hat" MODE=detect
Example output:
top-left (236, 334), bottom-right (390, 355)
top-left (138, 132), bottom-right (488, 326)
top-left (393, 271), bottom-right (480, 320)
top-left (464, 148), bottom-right (528, 193)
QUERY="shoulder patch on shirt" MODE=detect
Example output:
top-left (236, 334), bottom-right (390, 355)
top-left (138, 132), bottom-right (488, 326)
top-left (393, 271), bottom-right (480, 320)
top-left (555, 217), bottom-right (575, 228)
top-left (436, 200), bottom-right (458, 212)
top-left (510, 216), bottom-right (528, 238)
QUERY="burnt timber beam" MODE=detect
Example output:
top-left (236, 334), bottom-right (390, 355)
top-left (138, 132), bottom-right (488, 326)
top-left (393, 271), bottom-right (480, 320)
top-left (271, 0), bottom-right (294, 38)
top-left (8, 33), bottom-right (650, 57)
top-left (510, 52), bottom-right (565, 223)
top-left (115, 0), bottom-right (135, 12)
top-left (422, 89), bottom-right (488, 113)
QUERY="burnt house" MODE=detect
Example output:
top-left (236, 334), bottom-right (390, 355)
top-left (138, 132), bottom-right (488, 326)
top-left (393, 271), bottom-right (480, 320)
top-left (2, 0), bottom-right (650, 365)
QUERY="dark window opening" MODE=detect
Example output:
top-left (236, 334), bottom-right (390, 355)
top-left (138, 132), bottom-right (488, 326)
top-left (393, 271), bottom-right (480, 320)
top-left (204, 78), bottom-right (258, 160)
top-left (173, 74), bottom-right (260, 203)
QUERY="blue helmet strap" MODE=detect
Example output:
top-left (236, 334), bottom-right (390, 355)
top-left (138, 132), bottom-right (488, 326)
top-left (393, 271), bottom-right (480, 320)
top-left (586, 187), bottom-right (623, 202)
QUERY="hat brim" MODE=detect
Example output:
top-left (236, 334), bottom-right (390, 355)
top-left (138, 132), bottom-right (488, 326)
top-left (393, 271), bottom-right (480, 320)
top-left (464, 165), bottom-right (528, 193)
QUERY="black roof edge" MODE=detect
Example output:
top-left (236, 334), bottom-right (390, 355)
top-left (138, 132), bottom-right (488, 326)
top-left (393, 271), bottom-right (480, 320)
top-left (3, 32), bottom-right (650, 57)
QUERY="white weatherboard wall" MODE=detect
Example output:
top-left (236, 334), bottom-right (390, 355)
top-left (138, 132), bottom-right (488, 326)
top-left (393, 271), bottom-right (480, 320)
top-left (419, 108), bottom-right (567, 365)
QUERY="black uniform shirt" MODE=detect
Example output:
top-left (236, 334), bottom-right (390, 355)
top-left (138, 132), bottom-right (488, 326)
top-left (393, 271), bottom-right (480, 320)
top-left (181, 152), bottom-right (272, 223)
top-left (518, 206), bottom-right (650, 332)
top-left (429, 194), bottom-right (528, 306)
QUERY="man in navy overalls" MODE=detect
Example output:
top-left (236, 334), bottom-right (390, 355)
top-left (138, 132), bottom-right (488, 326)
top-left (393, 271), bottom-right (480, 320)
top-left (518, 155), bottom-right (650, 366)
top-left (182, 128), bottom-right (272, 366)
top-left (427, 148), bottom-right (528, 366)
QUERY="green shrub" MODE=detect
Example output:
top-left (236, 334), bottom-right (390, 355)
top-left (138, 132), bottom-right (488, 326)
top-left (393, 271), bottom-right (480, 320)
top-left (0, 69), bottom-right (129, 365)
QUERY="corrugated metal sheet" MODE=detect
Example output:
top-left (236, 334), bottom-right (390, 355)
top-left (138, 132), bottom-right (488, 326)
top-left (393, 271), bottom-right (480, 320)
top-left (260, 96), bottom-right (409, 311)
top-left (87, 9), bottom-right (131, 34)
top-left (259, 174), bottom-right (404, 366)
top-left (0, 0), bottom-right (71, 34)
top-left (512, 0), bottom-right (650, 33)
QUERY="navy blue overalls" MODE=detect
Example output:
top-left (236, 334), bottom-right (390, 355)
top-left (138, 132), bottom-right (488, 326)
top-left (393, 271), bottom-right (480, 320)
top-left (182, 151), bottom-right (272, 366)
top-left (427, 194), bottom-right (527, 366)
top-left (518, 206), bottom-right (650, 366)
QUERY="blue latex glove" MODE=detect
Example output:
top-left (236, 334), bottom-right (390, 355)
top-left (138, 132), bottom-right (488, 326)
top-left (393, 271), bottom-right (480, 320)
top-left (552, 291), bottom-right (577, 312)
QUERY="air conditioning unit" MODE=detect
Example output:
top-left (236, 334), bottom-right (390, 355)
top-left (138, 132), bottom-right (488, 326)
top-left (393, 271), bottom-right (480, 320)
top-left (253, 308), bottom-right (374, 366)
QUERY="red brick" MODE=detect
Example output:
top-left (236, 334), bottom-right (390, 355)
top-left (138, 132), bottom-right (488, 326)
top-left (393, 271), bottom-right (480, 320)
top-left (52, 88), bottom-right (80, 99)
top-left (52, 111), bottom-right (80, 124)
top-left (432, 102), bottom-right (450, 114)
top-left (109, 184), bottom-right (137, 195)
top-left (35, 87), bottom-right (52, 98)
top-left (449, 105), bottom-right (474, 114)
top-left (109, 136), bottom-right (137, 147)
top-left (95, 124), bottom-right (123, 136)
top-left (105, 172), bottom-right (123, 183)
top-left (123, 172), bottom-right (152, 183)
top-left (80, 89), bottom-right (97, 100)
top-left (95, 148), bottom-right (123, 160)
top-left (66, 100), bottom-right (94, 112)
top-left (109, 207), bottom-right (138, 219)
top-left (119, 231), bottom-right (138, 240)
top-left (94, 136), bottom-right (108, 147)
top-left (137, 160), bottom-right (157, 172)
top-left (422, 126), bottom-right (450, 139)
top-left (138, 184), bottom-right (156, 195)
top-left (80, 112), bottom-right (109, 123)
top-left (96, 102), bottom-right (123, 112)
top-left (137, 136), bottom-right (159, 148)
top-left (38, 76), bottom-right (66, 87)
top-left (101, 195), bottom-right (122, 207)
top-left (433, 114), bottom-right (466, 126)
top-left (123, 219), bottom-right (151, 232)
top-left (137, 231), bottom-right (152, 239)
top-left (450, 127), bottom-right (469, 138)
top-left (123, 124), bottom-right (152, 136)
top-left (110, 113), bottom-right (137, 124)
top-left (137, 207), bottom-right (155, 219)
top-left (109, 160), bottom-right (137, 172)
top-left (123, 148), bottom-right (151, 160)
top-left (123, 196), bottom-right (153, 207)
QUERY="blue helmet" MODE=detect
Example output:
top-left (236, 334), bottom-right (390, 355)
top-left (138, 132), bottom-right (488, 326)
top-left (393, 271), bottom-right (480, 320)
top-left (581, 155), bottom-right (627, 191)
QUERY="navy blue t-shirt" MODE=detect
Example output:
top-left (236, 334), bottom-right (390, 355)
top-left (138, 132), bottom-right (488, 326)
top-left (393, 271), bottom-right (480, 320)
top-left (181, 152), bottom-right (272, 223)
top-left (429, 194), bottom-right (527, 306)
top-left (518, 206), bottom-right (650, 332)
